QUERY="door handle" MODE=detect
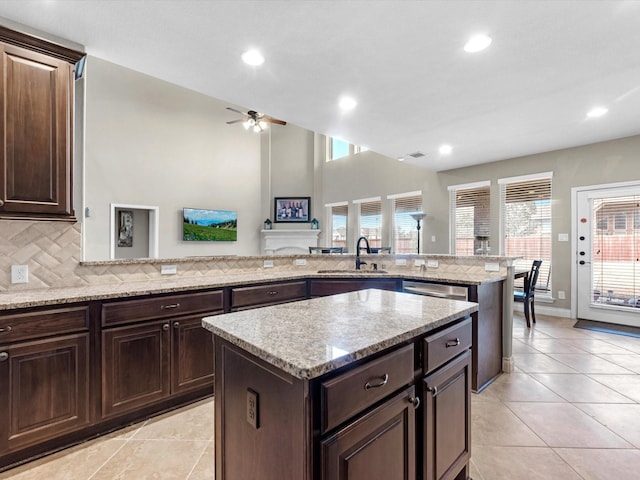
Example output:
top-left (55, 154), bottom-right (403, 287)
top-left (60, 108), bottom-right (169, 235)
top-left (426, 385), bottom-right (438, 397)
top-left (0, 352), bottom-right (8, 362)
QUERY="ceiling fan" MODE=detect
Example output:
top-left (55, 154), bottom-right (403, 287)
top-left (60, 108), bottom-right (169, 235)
top-left (225, 107), bottom-right (286, 132)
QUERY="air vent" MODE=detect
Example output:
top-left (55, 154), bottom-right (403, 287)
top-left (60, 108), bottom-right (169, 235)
top-left (407, 151), bottom-right (426, 158)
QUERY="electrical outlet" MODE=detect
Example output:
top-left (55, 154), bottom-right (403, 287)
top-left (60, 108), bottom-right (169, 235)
top-left (427, 259), bottom-right (439, 268)
top-left (414, 259), bottom-right (426, 267)
top-left (246, 389), bottom-right (259, 429)
top-left (395, 258), bottom-right (407, 266)
top-left (161, 265), bottom-right (177, 275)
top-left (11, 265), bottom-right (29, 284)
top-left (484, 262), bottom-right (500, 272)
top-left (263, 259), bottom-right (274, 268)
top-left (295, 258), bottom-right (307, 266)
top-left (558, 290), bottom-right (566, 300)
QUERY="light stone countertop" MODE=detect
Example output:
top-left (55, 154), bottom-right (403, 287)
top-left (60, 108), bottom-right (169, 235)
top-left (0, 269), bottom-right (506, 311)
top-left (202, 289), bottom-right (478, 380)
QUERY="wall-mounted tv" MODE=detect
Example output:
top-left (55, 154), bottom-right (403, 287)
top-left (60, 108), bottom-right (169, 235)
top-left (183, 208), bottom-right (237, 241)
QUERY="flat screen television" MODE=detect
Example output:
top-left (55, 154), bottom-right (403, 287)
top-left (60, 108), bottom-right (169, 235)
top-left (182, 208), bottom-right (237, 241)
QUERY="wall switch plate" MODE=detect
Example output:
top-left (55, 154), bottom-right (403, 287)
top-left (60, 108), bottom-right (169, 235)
top-left (558, 290), bottom-right (566, 300)
top-left (395, 258), bottom-right (407, 266)
top-left (414, 259), bottom-right (426, 267)
top-left (427, 259), bottom-right (439, 268)
top-left (263, 259), bottom-right (274, 268)
top-left (246, 389), bottom-right (259, 430)
top-left (484, 262), bottom-right (500, 272)
top-left (11, 265), bottom-right (29, 284)
top-left (295, 258), bottom-right (307, 266)
top-left (431, 235), bottom-right (436, 242)
top-left (558, 233), bottom-right (569, 242)
top-left (161, 265), bottom-right (177, 275)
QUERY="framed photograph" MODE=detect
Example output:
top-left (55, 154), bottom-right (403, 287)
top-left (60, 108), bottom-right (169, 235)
top-left (274, 197), bottom-right (310, 223)
top-left (117, 210), bottom-right (134, 247)
top-left (183, 208), bottom-right (238, 241)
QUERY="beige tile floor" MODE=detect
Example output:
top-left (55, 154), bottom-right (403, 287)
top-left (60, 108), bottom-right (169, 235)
top-left (1, 312), bottom-right (639, 479)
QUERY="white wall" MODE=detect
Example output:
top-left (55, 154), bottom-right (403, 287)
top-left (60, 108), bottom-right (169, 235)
top-left (83, 56), bottom-right (262, 260)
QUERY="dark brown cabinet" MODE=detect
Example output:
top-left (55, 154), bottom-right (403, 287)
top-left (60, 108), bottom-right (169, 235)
top-left (0, 306), bottom-right (91, 455)
top-left (321, 386), bottom-right (416, 480)
top-left (101, 291), bottom-right (223, 418)
top-left (423, 350), bottom-right (471, 480)
top-left (230, 280), bottom-right (307, 310)
top-left (0, 28), bottom-right (84, 220)
top-left (309, 278), bottom-right (399, 297)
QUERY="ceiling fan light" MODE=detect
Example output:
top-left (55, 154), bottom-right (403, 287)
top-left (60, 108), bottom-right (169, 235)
top-left (258, 120), bottom-right (268, 129)
top-left (242, 120), bottom-right (252, 130)
top-left (253, 124), bottom-right (262, 133)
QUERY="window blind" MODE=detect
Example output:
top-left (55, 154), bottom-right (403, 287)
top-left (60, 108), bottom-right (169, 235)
top-left (359, 199), bottom-right (382, 248)
top-left (449, 185), bottom-right (491, 255)
top-left (393, 194), bottom-right (422, 254)
top-left (330, 204), bottom-right (348, 250)
top-left (500, 175), bottom-right (552, 292)
top-left (591, 195), bottom-right (639, 308)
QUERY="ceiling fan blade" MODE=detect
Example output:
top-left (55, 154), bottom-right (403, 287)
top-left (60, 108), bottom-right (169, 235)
top-left (262, 117), bottom-right (287, 125)
top-left (226, 119), bottom-right (244, 125)
top-left (226, 107), bottom-right (247, 116)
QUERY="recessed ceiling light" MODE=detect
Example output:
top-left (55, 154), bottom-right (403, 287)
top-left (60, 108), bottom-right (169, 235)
top-left (397, 156), bottom-right (405, 162)
top-left (241, 49), bottom-right (264, 66)
top-left (464, 34), bottom-right (492, 53)
top-left (439, 144), bottom-right (453, 155)
top-left (587, 107), bottom-right (608, 118)
top-left (339, 97), bottom-right (357, 111)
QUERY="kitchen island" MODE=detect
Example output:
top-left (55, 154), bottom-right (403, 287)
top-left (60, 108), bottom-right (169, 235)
top-left (203, 289), bottom-right (478, 480)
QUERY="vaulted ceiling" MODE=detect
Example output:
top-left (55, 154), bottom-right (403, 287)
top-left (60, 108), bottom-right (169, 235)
top-left (1, 0), bottom-right (639, 171)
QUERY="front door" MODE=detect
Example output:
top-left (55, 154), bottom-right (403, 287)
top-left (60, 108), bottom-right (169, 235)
top-left (575, 183), bottom-right (640, 326)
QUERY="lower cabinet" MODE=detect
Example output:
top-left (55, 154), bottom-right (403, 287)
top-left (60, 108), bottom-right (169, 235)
top-left (309, 279), bottom-right (399, 297)
top-left (423, 350), bottom-right (471, 480)
top-left (0, 306), bottom-right (91, 459)
top-left (321, 386), bottom-right (416, 480)
top-left (102, 312), bottom-right (218, 418)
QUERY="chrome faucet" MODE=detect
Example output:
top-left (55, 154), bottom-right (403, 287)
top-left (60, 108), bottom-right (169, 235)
top-left (355, 236), bottom-right (371, 270)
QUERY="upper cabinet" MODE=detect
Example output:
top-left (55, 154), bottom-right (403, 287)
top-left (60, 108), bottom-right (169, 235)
top-left (0, 26), bottom-right (84, 221)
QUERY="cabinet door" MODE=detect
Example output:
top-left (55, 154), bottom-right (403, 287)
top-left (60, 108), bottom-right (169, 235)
top-left (0, 334), bottom-right (90, 452)
top-left (0, 43), bottom-right (74, 218)
top-left (102, 320), bottom-right (170, 418)
top-left (423, 350), bottom-right (471, 480)
top-left (321, 386), bottom-right (417, 480)
top-left (171, 315), bottom-right (214, 395)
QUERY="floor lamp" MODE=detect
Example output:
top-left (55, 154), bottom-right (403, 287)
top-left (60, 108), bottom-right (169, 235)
top-left (410, 213), bottom-right (426, 254)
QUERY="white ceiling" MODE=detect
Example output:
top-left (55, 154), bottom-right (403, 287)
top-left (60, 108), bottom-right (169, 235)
top-left (1, 0), bottom-right (639, 171)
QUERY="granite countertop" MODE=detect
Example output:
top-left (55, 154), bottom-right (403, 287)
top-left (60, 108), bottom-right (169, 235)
top-left (0, 268), bottom-right (507, 311)
top-left (202, 289), bottom-right (478, 380)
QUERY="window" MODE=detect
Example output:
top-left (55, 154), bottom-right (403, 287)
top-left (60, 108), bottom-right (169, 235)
top-left (327, 202), bottom-right (348, 251)
top-left (448, 181), bottom-right (491, 255)
top-left (389, 192), bottom-right (422, 254)
top-left (499, 172), bottom-right (552, 293)
top-left (328, 137), bottom-right (349, 161)
top-left (354, 145), bottom-right (369, 154)
top-left (615, 213), bottom-right (627, 232)
top-left (355, 197), bottom-right (382, 248)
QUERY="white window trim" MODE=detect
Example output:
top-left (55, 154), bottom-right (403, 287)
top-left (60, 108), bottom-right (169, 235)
top-left (325, 201), bottom-right (349, 207)
top-left (447, 180), bottom-right (490, 191)
top-left (353, 196), bottom-right (382, 204)
top-left (498, 171), bottom-right (553, 185)
top-left (387, 190), bottom-right (422, 200)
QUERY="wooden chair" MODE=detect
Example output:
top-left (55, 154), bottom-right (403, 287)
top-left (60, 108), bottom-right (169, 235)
top-left (309, 247), bottom-right (343, 254)
top-left (514, 260), bottom-right (542, 328)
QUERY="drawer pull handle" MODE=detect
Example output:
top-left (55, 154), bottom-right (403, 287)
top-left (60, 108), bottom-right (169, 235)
top-left (446, 338), bottom-right (461, 348)
top-left (162, 323), bottom-right (170, 331)
top-left (0, 200), bottom-right (4, 207)
top-left (161, 303), bottom-right (180, 310)
top-left (408, 396), bottom-right (421, 409)
top-left (173, 321), bottom-right (180, 328)
top-left (364, 373), bottom-right (389, 390)
top-left (427, 385), bottom-right (438, 397)
top-left (0, 326), bottom-right (12, 333)
top-left (0, 352), bottom-right (8, 361)
top-left (267, 291), bottom-right (279, 296)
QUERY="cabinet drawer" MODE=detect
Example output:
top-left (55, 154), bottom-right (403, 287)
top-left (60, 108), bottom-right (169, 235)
top-left (423, 317), bottom-right (472, 374)
top-left (0, 306), bottom-right (89, 343)
top-left (320, 343), bottom-right (414, 433)
top-left (102, 290), bottom-right (224, 327)
top-left (231, 281), bottom-right (307, 309)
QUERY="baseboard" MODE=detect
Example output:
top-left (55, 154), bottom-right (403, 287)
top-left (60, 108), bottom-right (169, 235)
top-left (513, 303), bottom-right (572, 319)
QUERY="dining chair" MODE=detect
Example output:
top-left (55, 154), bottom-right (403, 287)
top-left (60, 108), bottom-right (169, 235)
top-left (514, 260), bottom-right (542, 328)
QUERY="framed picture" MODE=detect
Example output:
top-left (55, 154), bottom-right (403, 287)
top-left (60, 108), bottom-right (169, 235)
top-left (117, 210), bottom-right (134, 247)
top-left (183, 208), bottom-right (238, 241)
top-left (274, 197), bottom-right (310, 223)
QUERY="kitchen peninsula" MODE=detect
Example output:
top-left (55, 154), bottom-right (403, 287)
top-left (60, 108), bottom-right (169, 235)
top-left (202, 289), bottom-right (478, 480)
